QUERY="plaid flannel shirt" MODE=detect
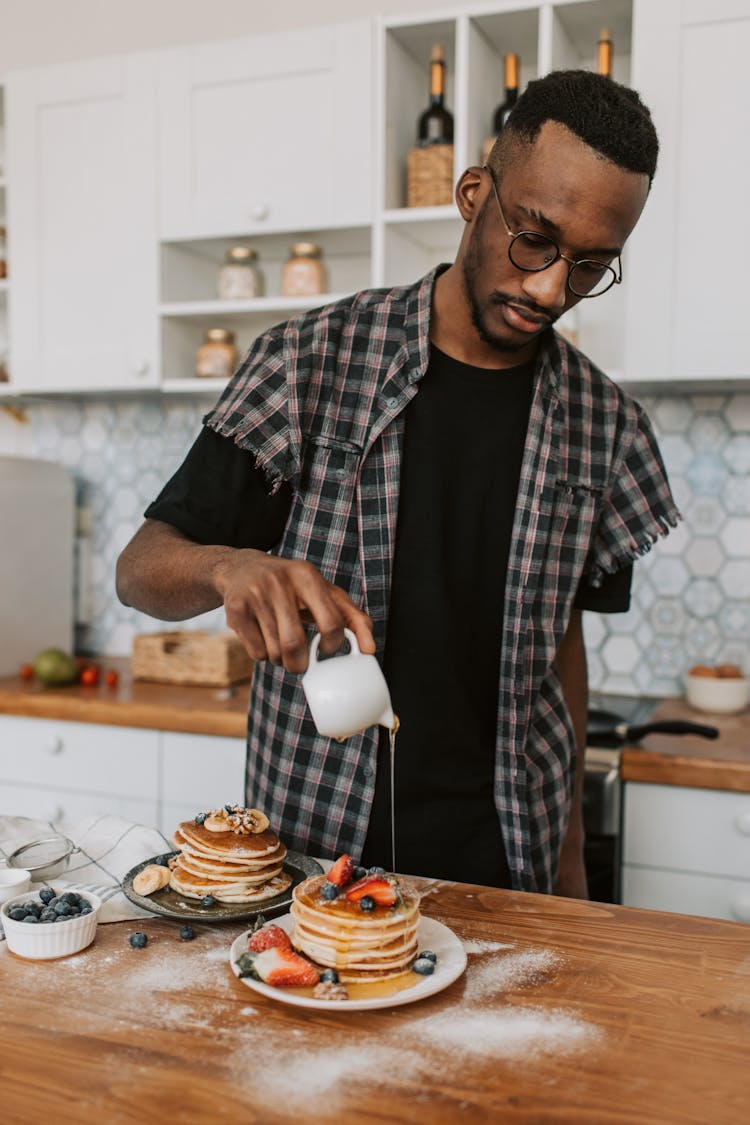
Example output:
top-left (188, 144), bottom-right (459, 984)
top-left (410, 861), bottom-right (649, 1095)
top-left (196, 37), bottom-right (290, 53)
top-left (205, 267), bottom-right (678, 892)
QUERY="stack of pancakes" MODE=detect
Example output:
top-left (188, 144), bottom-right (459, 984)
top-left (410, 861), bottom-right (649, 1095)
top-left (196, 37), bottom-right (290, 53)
top-left (170, 809), bottom-right (291, 904)
top-left (290, 874), bottom-right (421, 983)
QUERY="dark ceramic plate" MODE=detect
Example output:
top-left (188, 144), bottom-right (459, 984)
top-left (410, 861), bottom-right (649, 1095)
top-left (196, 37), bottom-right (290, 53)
top-left (121, 850), bottom-right (323, 923)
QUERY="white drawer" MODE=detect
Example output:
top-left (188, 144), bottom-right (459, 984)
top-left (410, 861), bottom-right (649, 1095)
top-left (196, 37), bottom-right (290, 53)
top-left (160, 732), bottom-right (246, 810)
top-left (0, 781), bottom-right (159, 828)
top-left (0, 716), bottom-right (159, 797)
top-left (622, 782), bottom-right (750, 880)
top-left (621, 864), bottom-right (750, 924)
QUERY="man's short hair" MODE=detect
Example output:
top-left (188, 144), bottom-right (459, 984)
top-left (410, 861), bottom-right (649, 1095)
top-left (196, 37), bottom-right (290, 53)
top-left (488, 69), bottom-right (659, 186)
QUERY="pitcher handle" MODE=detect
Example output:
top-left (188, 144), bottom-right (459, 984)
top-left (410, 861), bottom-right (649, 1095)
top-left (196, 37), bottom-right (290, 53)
top-left (308, 627), bottom-right (360, 664)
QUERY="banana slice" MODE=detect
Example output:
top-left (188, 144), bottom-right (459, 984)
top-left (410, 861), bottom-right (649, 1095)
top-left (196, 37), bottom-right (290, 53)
top-left (133, 863), bottom-right (171, 896)
top-left (204, 813), bottom-right (232, 833)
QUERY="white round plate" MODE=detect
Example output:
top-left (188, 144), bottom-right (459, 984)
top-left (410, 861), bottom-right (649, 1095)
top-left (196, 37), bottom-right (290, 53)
top-left (229, 913), bottom-right (466, 1012)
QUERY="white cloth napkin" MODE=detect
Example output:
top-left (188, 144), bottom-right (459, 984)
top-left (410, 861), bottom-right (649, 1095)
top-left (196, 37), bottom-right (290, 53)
top-left (0, 813), bottom-right (173, 929)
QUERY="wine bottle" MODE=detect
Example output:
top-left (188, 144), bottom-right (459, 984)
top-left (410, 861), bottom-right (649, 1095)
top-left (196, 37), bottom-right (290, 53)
top-left (596, 29), bottom-right (613, 78)
top-left (492, 52), bottom-right (520, 134)
top-left (417, 44), bottom-right (454, 147)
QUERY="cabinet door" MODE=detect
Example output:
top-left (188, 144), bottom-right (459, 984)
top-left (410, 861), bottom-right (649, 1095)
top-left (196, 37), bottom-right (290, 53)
top-left (158, 21), bottom-right (372, 240)
top-left (6, 54), bottom-right (158, 391)
top-left (0, 716), bottom-right (160, 827)
top-left (159, 731), bottom-right (246, 834)
top-left (622, 865), bottom-right (750, 924)
top-left (625, 0), bottom-right (750, 383)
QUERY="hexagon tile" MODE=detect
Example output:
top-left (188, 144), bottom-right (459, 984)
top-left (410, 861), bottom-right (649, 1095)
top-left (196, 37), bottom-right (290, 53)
top-left (0, 390), bottom-right (748, 698)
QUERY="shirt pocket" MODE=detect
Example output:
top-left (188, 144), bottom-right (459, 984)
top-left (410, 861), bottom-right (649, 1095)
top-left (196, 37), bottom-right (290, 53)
top-left (299, 435), bottom-right (363, 493)
top-left (543, 480), bottom-right (604, 600)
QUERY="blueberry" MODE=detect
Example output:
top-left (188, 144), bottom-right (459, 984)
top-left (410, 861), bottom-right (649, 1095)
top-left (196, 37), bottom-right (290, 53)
top-left (352, 865), bottom-right (367, 881)
top-left (224, 804), bottom-right (235, 813)
top-left (39, 887), bottom-right (55, 905)
top-left (54, 901), bottom-right (72, 916)
top-left (40, 908), bottom-right (57, 922)
top-left (201, 895), bottom-right (217, 908)
top-left (80, 905), bottom-right (92, 915)
top-left (368, 866), bottom-right (386, 875)
top-left (129, 932), bottom-right (148, 949)
top-left (320, 882), bottom-right (339, 901)
top-left (22, 915), bottom-right (40, 924)
top-left (419, 950), bottom-right (438, 963)
top-left (320, 968), bottom-right (339, 983)
top-left (194, 813), bottom-right (207, 825)
top-left (179, 926), bottom-right (195, 941)
top-left (61, 892), bottom-right (80, 906)
top-left (8, 908), bottom-right (26, 921)
top-left (412, 957), bottom-right (436, 976)
top-left (359, 895), bottom-right (375, 912)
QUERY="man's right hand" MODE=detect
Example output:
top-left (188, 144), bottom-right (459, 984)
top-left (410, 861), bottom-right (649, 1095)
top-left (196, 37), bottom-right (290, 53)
top-left (214, 550), bottom-right (375, 674)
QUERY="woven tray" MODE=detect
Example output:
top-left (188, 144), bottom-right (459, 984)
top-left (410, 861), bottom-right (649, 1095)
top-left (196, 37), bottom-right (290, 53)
top-left (131, 631), bottom-right (253, 686)
top-left (407, 144), bottom-right (454, 208)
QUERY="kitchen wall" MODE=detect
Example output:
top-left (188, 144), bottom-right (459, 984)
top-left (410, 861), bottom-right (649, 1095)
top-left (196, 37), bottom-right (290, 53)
top-left (0, 390), bottom-right (748, 697)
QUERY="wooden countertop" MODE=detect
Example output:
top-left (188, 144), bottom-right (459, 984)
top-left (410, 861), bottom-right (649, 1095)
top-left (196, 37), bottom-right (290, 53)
top-left (0, 658), bottom-right (250, 738)
top-left (621, 698), bottom-right (750, 792)
top-left (1, 882), bottom-right (748, 1124)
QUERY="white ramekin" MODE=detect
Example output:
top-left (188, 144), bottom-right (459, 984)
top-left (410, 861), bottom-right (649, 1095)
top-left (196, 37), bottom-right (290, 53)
top-left (1, 889), bottom-right (102, 959)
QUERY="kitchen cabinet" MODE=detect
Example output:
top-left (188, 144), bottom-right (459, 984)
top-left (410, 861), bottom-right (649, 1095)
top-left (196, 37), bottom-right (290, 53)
top-left (157, 21), bottom-right (373, 241)
top-left (0, 714), bottom-right (245, 834)
top-left (0, 715), bottom-right (159, 825)
top-left (623, 0), bottom-right (750, 384)
top-left (4, 54), bottom-right (159, 392)
top-left (159, 731), bottom-right (246, 834)
top-left (621, 781), bottom-right (750, 922)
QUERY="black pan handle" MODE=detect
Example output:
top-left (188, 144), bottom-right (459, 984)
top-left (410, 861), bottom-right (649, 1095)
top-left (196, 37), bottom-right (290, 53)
top-left (622, 720), bottom-right (720, 741)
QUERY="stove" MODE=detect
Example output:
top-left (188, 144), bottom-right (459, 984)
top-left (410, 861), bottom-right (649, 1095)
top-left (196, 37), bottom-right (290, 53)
top-left (583, 693), bottom-right (659, 903)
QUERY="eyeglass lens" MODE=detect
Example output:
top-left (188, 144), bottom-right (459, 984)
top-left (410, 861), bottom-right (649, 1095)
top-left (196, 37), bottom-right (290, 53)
top-left (508, 232), bottom-right (616, 297)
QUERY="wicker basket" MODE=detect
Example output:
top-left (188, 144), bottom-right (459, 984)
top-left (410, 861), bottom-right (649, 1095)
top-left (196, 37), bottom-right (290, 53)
top-left (407, 144), bottom-right (454, 208)
top-left (131, 631), bottom-right (253, 687)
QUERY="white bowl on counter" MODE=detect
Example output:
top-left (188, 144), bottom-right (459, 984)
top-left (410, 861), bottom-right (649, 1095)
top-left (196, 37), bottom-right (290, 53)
top-left (1, 889), bottom-right (101, 960)
top-left (0, 868), bottom-right (32, 903)
top-left (685, 673), bottom-right (750, 715)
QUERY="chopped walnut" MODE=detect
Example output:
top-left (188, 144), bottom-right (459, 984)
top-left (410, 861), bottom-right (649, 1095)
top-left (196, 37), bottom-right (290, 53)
top-left (313, 980), bottom-right (349, 1002)
top-left (203, 805), bottom-right (270, 835)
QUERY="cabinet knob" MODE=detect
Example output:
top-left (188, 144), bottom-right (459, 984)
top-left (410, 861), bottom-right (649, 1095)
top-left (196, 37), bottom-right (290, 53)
top-left (133, 359), bottom-right (150, 378)
top-left (729, 895), bottom-right (750, 923)
top-left (46, 736), bottom-right (65, 756)
top-left (734, 811), bottom-right (750, 837)
top-left (251, 203), bottom-right (269, 221)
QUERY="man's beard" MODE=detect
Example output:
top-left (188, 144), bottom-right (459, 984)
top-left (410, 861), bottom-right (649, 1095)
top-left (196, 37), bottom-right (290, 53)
top-left (461, 201), bottom-right (550, 353)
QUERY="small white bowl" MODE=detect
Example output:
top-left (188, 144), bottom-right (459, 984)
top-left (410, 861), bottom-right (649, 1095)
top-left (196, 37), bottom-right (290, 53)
top-left (1, 889), bottom-right (101, 960)
top-left (685, 674), bottom-right (750, 716)
top-left (0, 868), bottom-right (32, 903)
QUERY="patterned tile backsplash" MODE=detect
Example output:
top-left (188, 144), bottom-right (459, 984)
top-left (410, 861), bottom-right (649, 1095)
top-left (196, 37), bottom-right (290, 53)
top-left (1, 390), bottom-right (748, 698)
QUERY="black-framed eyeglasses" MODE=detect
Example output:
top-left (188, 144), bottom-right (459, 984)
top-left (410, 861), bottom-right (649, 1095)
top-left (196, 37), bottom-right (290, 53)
top-left (482, 165), bottom-right (622, 298)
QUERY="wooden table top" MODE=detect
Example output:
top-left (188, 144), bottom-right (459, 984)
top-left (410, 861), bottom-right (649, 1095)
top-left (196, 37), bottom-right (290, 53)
top-left (1, 881), bottom-right (748, 1125)
top-left (0, 657), bottom-right (250, 738)
top-left (621, 698), bottom-right (750, 793)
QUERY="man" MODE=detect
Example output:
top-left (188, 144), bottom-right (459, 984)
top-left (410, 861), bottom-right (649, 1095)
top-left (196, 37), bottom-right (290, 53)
top-left (117, 70), bottom-right (678, 899)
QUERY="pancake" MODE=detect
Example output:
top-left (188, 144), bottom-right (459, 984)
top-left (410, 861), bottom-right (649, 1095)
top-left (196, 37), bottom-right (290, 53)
top-left (290, 872), bottom-right (421, 984)
top-left (169, 805), bottom-right (291, 905)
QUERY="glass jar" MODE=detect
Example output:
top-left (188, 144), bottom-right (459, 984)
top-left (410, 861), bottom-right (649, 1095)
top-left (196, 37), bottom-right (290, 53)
top-left (281, 242), bottom-right (327, 297)
top-left (217, 246), bottom-right (262, 300)
top-left (195, 328), bottom-right (238, 379)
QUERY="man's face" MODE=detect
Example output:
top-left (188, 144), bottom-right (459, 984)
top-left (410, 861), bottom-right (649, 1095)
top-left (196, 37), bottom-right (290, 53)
top-left (459, 121), bottom-right (650, 356)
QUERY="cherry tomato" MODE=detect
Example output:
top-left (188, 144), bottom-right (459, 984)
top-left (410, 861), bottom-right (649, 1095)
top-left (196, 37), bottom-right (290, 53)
top-left (80, 665), bottom-right (100, 687)
top-left (19, 663), bottom-right (34, 681)
top-left (104, 669), bottom-right (120, 688)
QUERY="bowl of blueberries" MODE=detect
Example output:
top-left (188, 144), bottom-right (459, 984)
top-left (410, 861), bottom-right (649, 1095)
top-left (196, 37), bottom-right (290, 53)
top-left (1, 887), bottom-right (101, 959)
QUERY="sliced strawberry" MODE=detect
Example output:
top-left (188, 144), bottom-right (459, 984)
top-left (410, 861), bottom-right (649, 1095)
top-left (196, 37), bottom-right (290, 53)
top-left (251, 947), bottom-right (321, 987)
top-left (247, 924), bottom-right (293, 953)
top-left (344, 875), bottom-right (397, 906)
top-left (327, 853), bottom-right (354, 887)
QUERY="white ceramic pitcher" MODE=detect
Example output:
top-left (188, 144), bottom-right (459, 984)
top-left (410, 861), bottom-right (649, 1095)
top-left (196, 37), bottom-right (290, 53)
top-left (301, 628), bottom-right (395, 739)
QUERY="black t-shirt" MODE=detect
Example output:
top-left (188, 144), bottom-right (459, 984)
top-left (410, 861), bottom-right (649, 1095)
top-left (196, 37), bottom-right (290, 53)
top-left (145, 347), bottom-right (632, 886)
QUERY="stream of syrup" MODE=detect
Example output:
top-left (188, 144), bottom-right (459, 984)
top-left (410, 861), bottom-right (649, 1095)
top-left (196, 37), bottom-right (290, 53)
top-left (389, 714), bottom-right (400, 874)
